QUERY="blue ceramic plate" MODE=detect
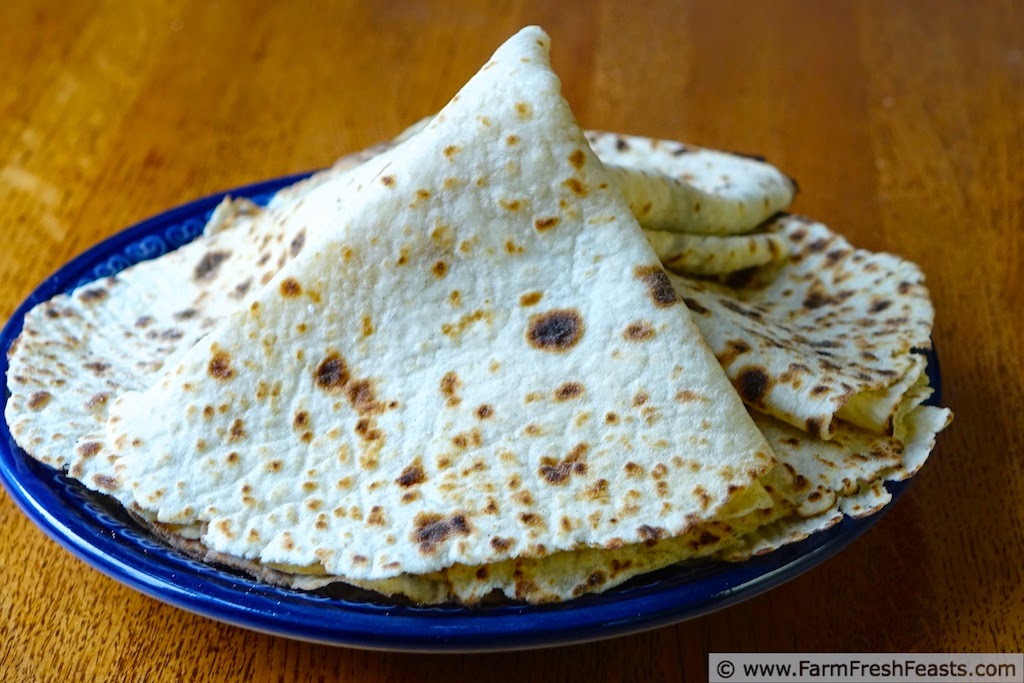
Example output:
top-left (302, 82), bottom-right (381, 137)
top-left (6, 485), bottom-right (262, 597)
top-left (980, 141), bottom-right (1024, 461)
top-left (0, 174), bottom-right (941, 651)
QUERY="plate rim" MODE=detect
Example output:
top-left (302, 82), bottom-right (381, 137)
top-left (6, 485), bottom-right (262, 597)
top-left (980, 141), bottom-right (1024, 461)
top-left (0, 174), bottom-right (935, 652)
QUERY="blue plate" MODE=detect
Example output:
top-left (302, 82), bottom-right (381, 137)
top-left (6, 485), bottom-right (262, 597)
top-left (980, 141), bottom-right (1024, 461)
top-left (0, 174), bottom-right (941, 651)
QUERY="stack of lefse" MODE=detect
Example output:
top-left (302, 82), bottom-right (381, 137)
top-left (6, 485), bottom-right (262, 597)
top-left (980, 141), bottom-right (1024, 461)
top-left (4, 27), bottom-right (951, 604)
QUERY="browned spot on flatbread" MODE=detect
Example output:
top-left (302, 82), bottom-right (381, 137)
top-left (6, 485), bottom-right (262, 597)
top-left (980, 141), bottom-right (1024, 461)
top-left (609, 558), bottom-right (633, 578)
top-left (289, 229), bottom-right (306, 257)
top-left (694, 485), bottom-right (712, 510)
top-left (513, 490), bottom-right (534, 506)
top-left (293, 411), bottom-right (309, 430)
top-left (779, 362), bottom-right (811, 385)
top-left (354, 418), bottom-right (382, 443)
top-left (519, 512), bottom-right (543, 527)
top-left (519, 291), bottom-right (542, 307)
top-left (539, 443), bottom-right (589, 485)
top-left (440, 371), bottom-right (462, 407)
top-left (806, 417), bottom-right (825, 435)
top-left (232, 279), bottom-right (251, 298)
top-left (696, 530), bottom-right (720, 548)
top-left (554, 382), bottom-right (584, 402)
top-left (366, 506), bottom-right (386, 526)
top-left (634, 266), bottom-right (677, 307)
top-left (717, 339), bottom-right (752, 367)
top-left (825, 248), bottom-right (848, 265)
top-left (208, 349), bottom-right (235, 381)
top-left (413, 512), bottom-right (471, 554)
top-left (82, 360), bottom-right (110, 376)
top-left (79, 287), bottom-right (108, 303)
top-left (870, 298), bottom-right (892, 313)
top-left (682, 297), bottom-right (709, 315)
top-left (514, 102), bottom-right (531, 119)
top-left (638, 524), bottom-right (666, 545)
top-left (280, 278), bottom-right (302, 298)
top-left (92, 474), bottom-right (118, 491)
top-left (562, 177), bottom-right (588, 197)
top-left (194, 250), bottom-right (231, 282)
top-left (228, 419), bottom-right (245, 442)
top-left (381, 174), bottom-right (396, 186)
top-left (432, 260), bottom-right (448, 278)
top-left (77, 441), bottom-right (102, 458)
top-left (803, 290), bottom-right (833, 309)
top-left (475, 404), bottom-right (494, 420)
top-left (572, 571), bottom-right (607, 597)
top-left (533, 217), bottom-right (559, 232)
top-left (86, 392), bottom-right (110, 411)
top-left (490, 536), bottom-right (513, 552)
top-left (397, 462), bottom-right (426, 487)
top-left (624, 321), bottom-right (655, 342)
top-left (451, 428), bottom-right (482, 449)
top-left (27, 391), bottom-right (52, 411)
top-left (347, 379), bottom-right (382, 415)
top-left (568, 149), bottom-right (586, 169)
top-left (315, 353), bottom-right (350, 391)
top-left (526, 309), bottom-right (583, 352)
top-left (806, 237), bottom-right (831, 253)
top-left (734, 366), bottom-right (773, 407)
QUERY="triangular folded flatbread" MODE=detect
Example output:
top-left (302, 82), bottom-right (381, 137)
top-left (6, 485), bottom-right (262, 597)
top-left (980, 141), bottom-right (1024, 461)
top-left (104, 27), bottom-right (776, 583)
top-left (669, 215), bottom-right (935, 439)
top-left (585, 131), bottom-right (797, 236)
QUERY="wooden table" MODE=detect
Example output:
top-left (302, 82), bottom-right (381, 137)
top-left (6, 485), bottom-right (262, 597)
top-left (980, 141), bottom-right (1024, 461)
top-left (1, 1), bottom-right (1021, 679)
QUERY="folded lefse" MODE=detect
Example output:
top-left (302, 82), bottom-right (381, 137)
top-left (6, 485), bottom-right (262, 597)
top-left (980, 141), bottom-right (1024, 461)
top-left (584, 130), bottom-right (797, 236)
top-left (670, 214), bottom-right (936, 441)
top-left (105, 24), bottom-right (780, 591)
top-left (3, 26), bottom-right (951, 605)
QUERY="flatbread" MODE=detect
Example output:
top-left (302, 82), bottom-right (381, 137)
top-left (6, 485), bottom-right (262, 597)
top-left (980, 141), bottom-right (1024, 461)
top-left (721, 388), bottom-right (952, 561)
top-left (4, 148), bottom-right (384, 501)
top-left (670, 214), bottom-right (934, 439)
top-left (104, 27), bottom-right (777, 583)
top-left (646, 226), bottom-right (791, 276)
top-left (585, 131), bottom-right (796, 235)
top-left (134, 379), bottom-right (951, 604)
top-left (399, 120), bottom-right (797, 239)
top-left (137, 466), bottom-right (791, 604)
top-left (3, 27), bottom-right (952, 607)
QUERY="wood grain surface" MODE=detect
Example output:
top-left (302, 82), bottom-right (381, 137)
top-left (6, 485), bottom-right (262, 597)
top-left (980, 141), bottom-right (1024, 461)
top-left (1, 1), bottom-right (1021, 680)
